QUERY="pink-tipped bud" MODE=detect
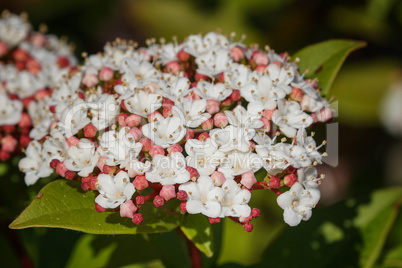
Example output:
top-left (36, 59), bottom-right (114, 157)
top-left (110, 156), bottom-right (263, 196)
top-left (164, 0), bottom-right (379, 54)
top-left (284, 173), bottom-right (297, 187)
top-left (262, 109), bottom-right (275, 120)
top-left (255, 64), bottom-right (267, 72)
top-left (82, 73), bottom-right (99, 88)
top-left (230, 46), bottom-right (245, 62)
top-left (90, 176), bottom-right (98, 190)
top-left (20, 135), bottom-right (31, 148)
top-left (117, 113), bottom-right (129, 126)
top-left (251, 51), bottom-right (269, 65)
top-left (84, 124), bottom-right (97, 138)
top-left (103, 165), bottom-right (115, 175)
top-left (201, 118), bottom-right (213, 130)
top-left (180, 201), bottom-right (187, 213)
top-left (177, 50), bottom-right (190, 62)
top-left (269, 176), bottom-right (281, 189)
top-left (30, 33), bottom-right (46, 47)
top-left (184, 129), bottom-right (194, 141)
top-left (0, 150), bottom-right (9, 161)
top-left (50, 159), bottom-right (60, 169)
top-left (311, 113), bottom-right (318, 123)
top-left (56, 162), bottom-right (68, 177)
top-left (65, 170), bottom-right (75, 180)
top-left (12, 48), bottom-right (29, 62)
top-left (240, 214), bottom-right (253, 223)
top-left (160, 185), bottom-right (176, 201)
top-left (163, 106), bottom-right (173, 117)
top-left (0, 42), bottom-right (8, 57)
top-left (206, 99), bottom-right (220, 114)
top-left (120, 200), bottom-right (138, 218)
top-left (136, 195), bottom-right (145, 205)
top-left (128, 127), bottom-right (142, 142)
top-left (132, 213), bottom-right (143, 225)
top-left (57, 56), bottom-right (70, 68)
top-left (198, 132), bottom-right (210, 141)
top-left (209, 217), bottom-right (221, 224)
top-left (133, 175), bottom-right (149, 190)
top-left (99, 67), bottom-right (114, 81)
top-left (163, 98), bottom-right (175, 108)
top-left (81, 182), bottom-right (90, 191)
top-left (221, 97), bottom-right (232, 107)
top-left (251, 208), bottom-right (261, 218)
top-left (230, 90), bottom-right (241, 101)
top-left (260, 118), bottom-right (271, 132)
top-left (34, 89), bottom-right (49, 100)
top-left (26, 59), bottom-right (41, 75)
top-left (316, 107), bottom-right (333, 122)
top-left (290, 87), bottom-right (303, 102)
top-left (241, 171), bottom-right (257, 189)
top-left (139, 138), bottom-right (154, 151)
top-left (187, 166), bottom-right (199, 179)
top-left (211, 171), bottom-right (226, 186)
top-left (213, 113), bottom-right (228, 128)
top-left (153, 195), bottom-right (165, 207)
top-left (168, 143), bottom-right (182, 154)
top-left (177, 190), bottom-right (188, 201)
top-left (244, 223), bottom-right (253, 232)
top-left (149, 144), bottom-right (165, 157)
top-left (1, 135), bottom-right (17, 152)
top-left (66, 136), bottom-right (80, 147)
top-left (166, 61), bottom-right (181, 73)
top-left (95, 203), bottom-right (106, 212)
top-left (2, 125), bottom-right (15, 134)
top-left (148, 111), bottom-right (161, 122)
top-left (195, 73), bottom-right (208, 81)
top-left (82, 174), bottom-right (93, 183)
top-left (126, 114), bottom-right (141, 127)
top-left (97, 156), bottom-right (108, 172)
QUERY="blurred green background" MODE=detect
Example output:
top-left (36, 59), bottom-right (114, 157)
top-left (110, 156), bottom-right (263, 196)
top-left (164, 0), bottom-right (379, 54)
top-left (1, 0), bottom-right (402, 267)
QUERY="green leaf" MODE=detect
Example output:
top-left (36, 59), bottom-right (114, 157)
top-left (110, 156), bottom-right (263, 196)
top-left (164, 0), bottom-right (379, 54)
top-left (180, 214), bottom-right (214, 257)
top-left (9, 180), bottom-right (184, 234)
top-left (293, 39), bottom-right (366, 96)
top-left (383, 245), bottom-right (402, 268)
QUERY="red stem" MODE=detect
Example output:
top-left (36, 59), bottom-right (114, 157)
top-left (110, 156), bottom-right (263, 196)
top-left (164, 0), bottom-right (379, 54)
top-left (176, 227), bottom-right (202, 268)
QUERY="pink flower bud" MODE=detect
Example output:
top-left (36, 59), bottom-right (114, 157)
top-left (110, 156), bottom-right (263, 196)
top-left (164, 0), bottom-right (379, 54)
top-left (20, 135), bottom-right (31, 148)
top-left (244, 223), bottom-right (253, 232)
top-left (239, 214), bottom-right (253, 223)
top-left (103, 165), bottom-right (116, 175)
top-left (269, 176), bottom-right (281, 189)
top-left (251, 52), bottom-right (269, 65)
top-left (160, 185), bottom-right (176, 201)
top-left (222, 97), bottom-right (232, 107)
top-left (99, 67), bottom-right (114, 81)
top-left (82, 174), bottom-right (93, 183)
top-left (284, 173), bottom-right (297, 187)
top-left (316, 107), bottom-right (333, 122)
top-left (2, 124), bottom-right (15, 133)
top-left (56, 162), bottom-right (68, 177)
top-left (148, 111), bottom-right (161, 122)
top-left (211, 171), bottom-right (226, 186)
top-left (12, 48), bottom-right (29, 62)
top-left (311, 113), bottom-right (318, 123)
top-left (290, 87), bottom-right (303, 102)
top-left (90, 176), bottom-right (98, 190)
top-left (65, 170), bottom-right (75, 180)
top-left (177, 50), bottom-right (190, 61)
top-left (187, 166), bottom-right (199, 179)
top-left (133, 175), bottom-right (148, 190)
top-left (306, 78), bottom-right (318, 89)
top-left (249, 141), bottom-right (255, 151)
top-left (0, 42), bottom-right (8, 57)
top-left (50, 159), bottom-right (60, 169)
top-left (260, 118), bottom-right (271, 132)
top-left (166, 61), bottom-right (181, 73)
top-left (81, 182), bottom-right (90, 191)
top-left (66, 136), bottom-right (80, 147)
top-left (97, 156), bottom-right (108, 172)
top-left (117, 113), bottom-right (128, 126)
top-left (262, 109), bottom-right (275, 120)
top-left (57, 56), bottom-right (70, 68)
top-left (128, 127), bottom-right (142, 142)
top-left (34, 89), bottom-right (49, 100)
top-left (0, 150), bottom-right (10, 161)
top-left (82, 73), bottom-right (99, 87)
top-left (230, 46), bottom-right (245, 62)
top-left (30, 33), bottom-right (46, 47)
top-left (18, 113), bottom-right (32, 128)
top-left (206, 99), bottom-right (220, 114)
top-left (180, 201), bottom-right (187, 213)
top-left (1, 135), bottom-right (17, 152)
top-left (95, 203), bottom-right (106, 212)
top-left (136, 195), bottom-right (145, 205)
top-left (198, 132), bottom-right (210, 141)
top-left (201, 118), bottom-right (213, 130)
top-left (209, 217), bottom-right (221, 224)
top-left (126, 114), bottom-right (141, 127)
top-left (255, 64), bottom-right (267, 72)
top-left (168, 143), bottom-right (182, 154)
top-left (230, 90), bottom-right (241, 101)
top-left (140, 138), bottom-right (154, 151)
top-left (163, 106), bottom-right (173, 117)
top-left (240, 171), bottom-right (257, 189)
top-left (195, 73), bottom-right (208, 81)
top-left (150, 144), bottom-right (165, 157)
top-left (132, 213), bottom-right (143, 225)
top-left (84, 124), bottom-right (97, 138)
top-left (162, 98), bottom-right (175, 108)
top-left (251, 208), bottom-right (261, 218)
top-left (177, 190), bottom-right (188, 201)
top-left (153, 195), bottom-right (165, 207)
top-left (120, 200), bottom-right (138, 218)
top-left (184, 129), bottom-right (194, 141)
top-left (26, 59), bottom-right (41, 75)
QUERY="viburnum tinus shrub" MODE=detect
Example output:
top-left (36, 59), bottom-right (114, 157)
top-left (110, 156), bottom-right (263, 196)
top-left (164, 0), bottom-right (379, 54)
top-left (17, 31), bottom-right (335, 230)
top-left (0, 11), bottom-right (76, 161)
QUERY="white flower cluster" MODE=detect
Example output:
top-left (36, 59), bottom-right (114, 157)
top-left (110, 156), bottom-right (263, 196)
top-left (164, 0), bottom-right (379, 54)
top-left (0, 11), bottom-right (76, 160)
top-left (18, 32), bottom-right (333, 229)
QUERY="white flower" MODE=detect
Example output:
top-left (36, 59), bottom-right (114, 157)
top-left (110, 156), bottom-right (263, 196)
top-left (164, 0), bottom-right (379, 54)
top-left (148, 42), bottom-right (184, 64)
top-left (63, 138), bottom-right (99, 177)
top-left (158, 76), bottom-right (191, 103)
top-left (29, 117), bottom-right (53, 140)
top-left (88, 94), bottom-right (120, 131)
top-left (121, 159), bottom-right (151, 178)
top-left (185, 138), bottom-right (223, 175)
top-left (210, 126), bottom-right (251, 153)
top-left (195, 48), bottom-right (232, 77)
top-left (18, 141), bottom-right (53, 186)
top-left (224, 63), bottom-right (254, 90)
top-left (99, 127), bottom-right (143, 166)
top-left (142, 113), bottom-right (186, 148)
top-left (173, 99), bottom-right (211, 128)
top-left (5, 71), bottom-right (44, 98)
top-left (0, 93), bottom-right (23, 125)
top-left (179, 175), bottom-right (225, 218)
top-left (59, 98), bottom-right (91, 138)
top-left (95, 171), bottom-right (135, 209)
top-left (218, 151), bottom-right (262, 180)
top-left (224, 105), bottom-right (264, 139)
top-left (220, 179), bottom-right (251, 218)
top-left (272, 99), bottom-right (313, 138)
top-left (124, 90), bottom-right (162, 117)
top-left (266, 63), bottom-right (294, 89)
top-left (297, 167), bottom-right (322, 190)
top-left (194, 80), bottom-right (232, 101)
top-left (184, 32), bottom-right (229, 57)
top-left (277, 182), bottom-right (320, 226)
top-left (120, 58), bottom-right (159, 81)
top-left (0, 13), bottom-right (30, 47)
top-left (146, 152), bottom-right (190, 185)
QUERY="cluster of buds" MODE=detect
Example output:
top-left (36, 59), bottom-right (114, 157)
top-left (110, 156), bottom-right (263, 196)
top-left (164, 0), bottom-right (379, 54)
top-left (0, 11), bottom-right (76, 160)
top-left (19, 31), bottom-right (333, 230)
